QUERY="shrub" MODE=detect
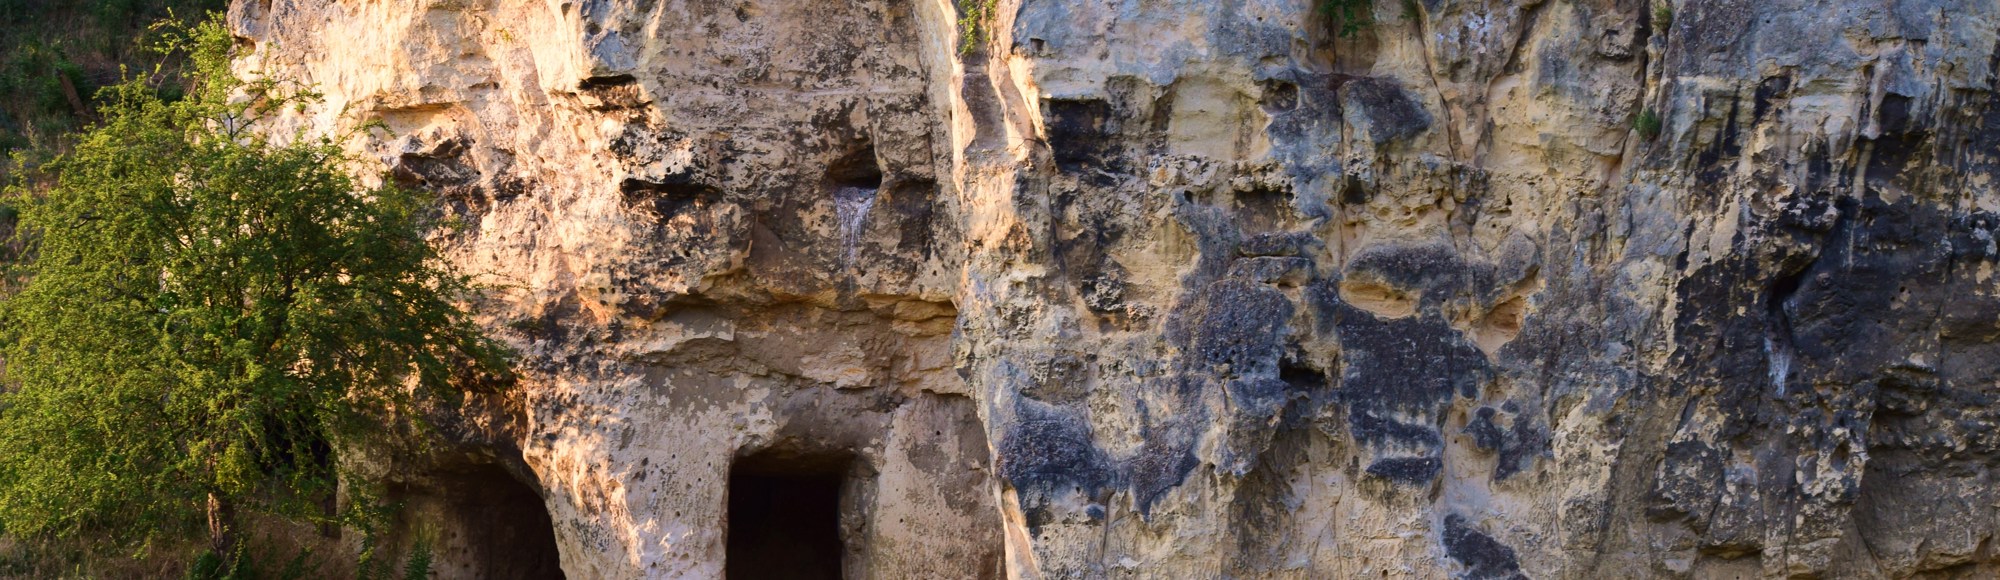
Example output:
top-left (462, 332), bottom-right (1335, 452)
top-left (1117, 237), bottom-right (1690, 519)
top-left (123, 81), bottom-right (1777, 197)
top-left (0, 16), bottom-right (509, 562)
top-left (1635, 108), bottom-right (1663, 139)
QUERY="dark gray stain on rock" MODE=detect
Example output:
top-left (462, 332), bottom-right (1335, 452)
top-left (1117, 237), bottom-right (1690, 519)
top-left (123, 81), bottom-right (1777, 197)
top-left (995, 398), bottom-right (1116, 532)
top-left (1337, 76), bottom-right (1432, 144)
top-left (1260, 70), bottom-right (1346, 196)
top-left (1124, 405), bottom-right (1203, 515)
top-left (1145, 273), bottom-right (1298, 496)
top-left (1310, 278), bottom-right (1489, 485)
top-left (1643, 68), bottom-right (2000, 561)
top-left (1176, 278), bottom-right (1294, 382)
top-left (1646, 438), bottom-right (1725, 526)
top-left (1464, 405), bottom-right (1547, 481)
top-left (1345, 241), bottom-right (1536, 312)
top-left (1043, 97), bottom-right (1123, 183)
top-left (1442, 514), bottom-right (1528, 580)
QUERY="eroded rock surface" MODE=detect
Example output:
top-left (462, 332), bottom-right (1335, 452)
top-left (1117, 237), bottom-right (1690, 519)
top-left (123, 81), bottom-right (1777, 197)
top-left (234, 0), bottom-right (2000, 577)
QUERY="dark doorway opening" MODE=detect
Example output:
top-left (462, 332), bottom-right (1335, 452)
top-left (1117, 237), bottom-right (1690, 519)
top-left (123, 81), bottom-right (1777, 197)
top-left (726, 451), bottom-right (852, 580)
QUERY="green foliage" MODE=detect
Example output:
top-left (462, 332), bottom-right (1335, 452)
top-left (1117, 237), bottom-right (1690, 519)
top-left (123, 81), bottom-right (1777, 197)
top-left (350, 513), bottom-right (432, 580)
top-left (1653, 3), bottom-right (1674, 32)
top-left (399, 540), bottom-right (433, 580)
top-left (0, 39), bottom-right (86, 160)
top-left (956, 0), bottom-right (996, 56)
top-left (0, 15), bottom-right (509, 562)
top-left (275, 548), bottom-right (314, 580)
top-left (346, 486), bottom-right (406, 579)
top-left (1320, 0), bottom-right (1375, 38)
top-left (184, 549), bottom-right (243, 580)
top-left (0, 0), bottom-right (224, 173)
top-left (0, 41), bottom-right (84, 121)
top-left (183, 544), bottom-right (315, 580)
top-left (1635, 108), bottom-right (1663, 139)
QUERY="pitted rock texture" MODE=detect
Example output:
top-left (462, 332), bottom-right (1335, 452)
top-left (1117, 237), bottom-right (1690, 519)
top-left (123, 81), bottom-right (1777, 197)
top-left (234, 0), bottom-right (2000, 578)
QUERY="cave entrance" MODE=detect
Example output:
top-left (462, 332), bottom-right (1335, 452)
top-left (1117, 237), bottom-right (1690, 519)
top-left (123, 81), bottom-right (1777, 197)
top-left (725, 451), bottom-right (853, 580)
top-left (394, 462), bottom-right (566, 579)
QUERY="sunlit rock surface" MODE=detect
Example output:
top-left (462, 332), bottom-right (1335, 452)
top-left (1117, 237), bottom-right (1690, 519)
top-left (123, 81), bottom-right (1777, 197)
top-left (235, 0), bottom-right (2000, 577)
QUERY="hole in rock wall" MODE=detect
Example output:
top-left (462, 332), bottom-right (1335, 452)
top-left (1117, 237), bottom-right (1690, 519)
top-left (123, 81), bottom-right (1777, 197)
top-left (1339, 278), bottom-right (1417, 319)
top-left (726, 450), bottom-right (854, 580)
top-left (391, 463), bottom-right (565, 579)
top-left (621, 178), bottom-right (720, 222)
top-left (827, 146), bottom-right (883, 266)
top-left (1234, 185), bottom-right (1293, 234)
top-left (578, 74), bottom-right (638, 90)
top-left (826, 145), bottom-right (884, 192)
top-left (1259, 79), bottom-right (1299, 113)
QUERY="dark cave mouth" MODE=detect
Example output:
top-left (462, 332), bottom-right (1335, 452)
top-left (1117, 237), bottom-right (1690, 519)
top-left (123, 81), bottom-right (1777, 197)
top-left (725, 450), bottom-right (853, 580)
top-left (398, 462), bottom-right (567, 579)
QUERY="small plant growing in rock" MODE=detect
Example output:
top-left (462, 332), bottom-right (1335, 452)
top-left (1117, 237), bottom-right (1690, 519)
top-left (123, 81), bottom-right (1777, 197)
top-left (957, 0), bottom-right (995, 55)
top-left (1653, 3), bottom-right (1674, 32)
top-left (1321, 0), bottom-right (1375, 37)
top-left (1635, 108), bottom-right (1663, 139)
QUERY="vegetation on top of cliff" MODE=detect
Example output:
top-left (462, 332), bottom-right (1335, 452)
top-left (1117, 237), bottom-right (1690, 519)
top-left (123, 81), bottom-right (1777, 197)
top-left (0, 16), bottom-right (509, 574)
top-left (0, 0), bottom-right (223, 175)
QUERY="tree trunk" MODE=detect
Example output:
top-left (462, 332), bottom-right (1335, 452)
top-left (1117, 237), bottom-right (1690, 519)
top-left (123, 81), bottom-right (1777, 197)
top-left (56, 74), bottom-right (89, 120)
top-left (206, 492), bottom-right (237, 557)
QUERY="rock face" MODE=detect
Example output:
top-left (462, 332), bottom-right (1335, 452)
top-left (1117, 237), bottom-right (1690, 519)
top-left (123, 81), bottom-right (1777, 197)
top-left (232, 0), bottom-right (2000, 578)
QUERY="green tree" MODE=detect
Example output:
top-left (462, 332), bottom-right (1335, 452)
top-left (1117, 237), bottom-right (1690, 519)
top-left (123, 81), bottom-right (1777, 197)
top-left (0, 17), bottom-right (508, 562)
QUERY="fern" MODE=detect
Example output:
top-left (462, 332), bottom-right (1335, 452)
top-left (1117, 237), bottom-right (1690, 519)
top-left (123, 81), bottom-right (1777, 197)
top-left (400, 540), bottom-right (434, 580)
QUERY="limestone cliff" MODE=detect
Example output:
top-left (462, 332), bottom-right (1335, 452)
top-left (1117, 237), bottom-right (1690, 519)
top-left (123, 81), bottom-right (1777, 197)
top-left (232, 0), bottom-right (2000, 578)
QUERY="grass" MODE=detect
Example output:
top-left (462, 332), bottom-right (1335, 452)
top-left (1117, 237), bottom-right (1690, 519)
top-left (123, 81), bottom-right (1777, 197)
top-left (1653, 3), bottom-right (1673, 32)
top-left (1634, 108), bottom-right (1663, 140)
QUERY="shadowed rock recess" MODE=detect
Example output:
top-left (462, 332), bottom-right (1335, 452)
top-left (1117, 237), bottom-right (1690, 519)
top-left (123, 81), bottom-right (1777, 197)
top-left (233, 0), bottom-right (2000, 577)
